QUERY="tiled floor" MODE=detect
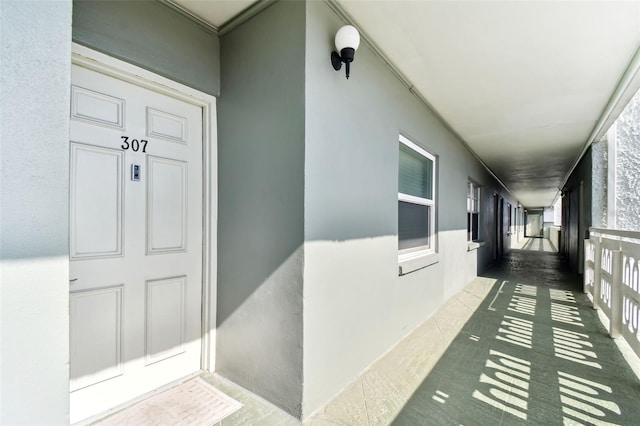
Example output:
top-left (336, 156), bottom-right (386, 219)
top-left (200, 374), bottom-right (299, 425)
top-left (102, 238), bottom-right (640, 425)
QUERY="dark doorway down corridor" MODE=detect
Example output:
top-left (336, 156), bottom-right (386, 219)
top-left (392, 247), bottom-right (640, 425)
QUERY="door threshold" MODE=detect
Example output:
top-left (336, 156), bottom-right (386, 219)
top-left (72, 371), bottom-right (202, 426)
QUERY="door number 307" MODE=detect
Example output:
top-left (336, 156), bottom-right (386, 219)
top-left (121, 136), bottom-right (148, 153)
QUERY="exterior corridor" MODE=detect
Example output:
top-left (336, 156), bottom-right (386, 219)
top-left (302, 238), bottom-right (640, 425)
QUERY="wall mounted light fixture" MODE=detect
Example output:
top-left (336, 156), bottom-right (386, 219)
top-left (331, 25), bottom-right (360, 79)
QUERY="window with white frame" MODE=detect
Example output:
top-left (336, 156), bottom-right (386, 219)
top-left (398, 135), bottom-right (436, 256)
top-left (467, 181), bottom-right (480, 241)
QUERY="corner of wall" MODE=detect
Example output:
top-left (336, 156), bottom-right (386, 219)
top-left (216, 0), bottom-right (306, 418)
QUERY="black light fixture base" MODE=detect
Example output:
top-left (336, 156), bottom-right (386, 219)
top-left (331, 51), bottom-right (342, 71)
top-left (340, 47), bottom-right (355, 63)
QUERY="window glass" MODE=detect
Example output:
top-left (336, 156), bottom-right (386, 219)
top-left (398, 201), bottom-right (430, 250)
top-left (398, 135), bottom-right (436, 255)
top-left (467, 181), bottom-right (480, 241)
top-left (399, 144), bottom-right (433, 199)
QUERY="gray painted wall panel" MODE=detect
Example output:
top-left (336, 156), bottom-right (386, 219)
top-left (73, 0), bottom-right (220, 96)
top-left (216, 1), bottom-right (306, 418)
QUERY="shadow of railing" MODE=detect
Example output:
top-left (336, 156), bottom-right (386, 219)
top-left (516, 237), bottom-right (558, 253)
top-left (391, 252), bottom-right (640, 425)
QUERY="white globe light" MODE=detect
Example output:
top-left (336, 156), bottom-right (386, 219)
top-left (334, 25), bottom-right (360, 52)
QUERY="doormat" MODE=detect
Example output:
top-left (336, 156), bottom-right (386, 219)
top-left (96, 378), bottom-right (242, 425)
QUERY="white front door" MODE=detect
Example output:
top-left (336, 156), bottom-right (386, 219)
top-left (69, 63), bottom-right (203, 423)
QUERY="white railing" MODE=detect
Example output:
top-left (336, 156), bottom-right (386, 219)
top-left (585, 228), bottom-right (640, 359)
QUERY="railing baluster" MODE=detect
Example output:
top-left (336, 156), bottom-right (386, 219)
top-left (610, 249), bottom-right (623, 338)
top-left (589, 227), bottom-right (640, 360)
top-left (584, 238), bottom-right (590, 294)
top-left (593, 238), bottom-right (602, 311)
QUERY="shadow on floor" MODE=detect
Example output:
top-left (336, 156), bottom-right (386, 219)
top-left (514, 237), bottom-right (557, 253)
top-left (392, 249), bottom-right (640, 425)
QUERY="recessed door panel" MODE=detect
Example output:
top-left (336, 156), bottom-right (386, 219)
top-left (147, 156), bottom-right (187, 254)
top-left (72, 86), bottom-right (124, 129)
top-left (70, 286), bottom-right (124, 391)
top-left (146, 107), bottom-right (187, 143)
top-left (70, 143), bottom-right (123, 259)
top-left (146, 276), bottom-right (186, 364)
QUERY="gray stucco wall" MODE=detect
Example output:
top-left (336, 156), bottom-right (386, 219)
top-left (73, 0), bottom-right (221, 96)
top-left (591, 137), bottom-right (607, 228)
top-left (302, 1), bottom-right (518, 417)
top-left (1, 1), bottom-right (72, 423)
top-left (216, 1), bottom-right (306, 418)
top-left (614, 95), bottom-right (640, 231)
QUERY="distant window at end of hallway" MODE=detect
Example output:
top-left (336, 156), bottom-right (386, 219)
top-left (467, 181), bottom-right (480, 241)
top-left (398, 134), bottom-right (436, 257)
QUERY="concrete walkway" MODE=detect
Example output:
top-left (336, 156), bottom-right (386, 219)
top-left (192, 238), bottom-right (640, 425)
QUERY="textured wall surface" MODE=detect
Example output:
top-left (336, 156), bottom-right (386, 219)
top-left (73, 0), bottom-right (221, 96)
top-left (1, 1), bottom-right (72, 423)
top-left (614, 95), bottom-right (640, 231)
top-left (216, 1), bottom-right (305, 418)
top-left (591, 138), bottom-right (608, 228)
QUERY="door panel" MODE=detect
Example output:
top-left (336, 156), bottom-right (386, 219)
top-left (70, 286), bottom-right (124, 391)
top-left (147, 156), bottom-right (188, 253)
top-left (146, 107), bottom-right (188, 142)
top-left (71, 86), bottom-right (125, 129)
top-left (69, 64), bottom-right (203, 423)
top-left (145, 276), bottom-right (187, 364)
top-left (70, 144), bottom-right (123, 258)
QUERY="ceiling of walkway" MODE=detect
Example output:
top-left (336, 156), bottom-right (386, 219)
top-left (170, 0), bottom-right (640, 208)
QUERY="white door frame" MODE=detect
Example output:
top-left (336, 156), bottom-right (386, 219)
top-left (71, 43), bottom-right (218, 372)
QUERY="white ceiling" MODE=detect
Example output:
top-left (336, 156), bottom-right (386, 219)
top-left (171, 0), bottom-right (640, 207)
top-left (170, 0), bottom-right (256, 28)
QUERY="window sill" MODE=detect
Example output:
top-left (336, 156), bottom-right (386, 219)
top-left (467, 241), bottom-right (485, 251)
top-left (399, 251), bottom-right (440, 276)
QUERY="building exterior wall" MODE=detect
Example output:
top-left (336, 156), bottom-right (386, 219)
top-left (73, 0), bottom-right (221, 96)
top-left (612, 93), bottom-right (640, 231)
top-left (591, 138), bottom-right (608, 228)
top-left (302, 1), bottom-right (519, 417)
top-left (216, 1), bottom-right (306, 418)
top-left (0, 1), bottom-right (73, 423)
top-left (1, 0), bottom-right (528, 422)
